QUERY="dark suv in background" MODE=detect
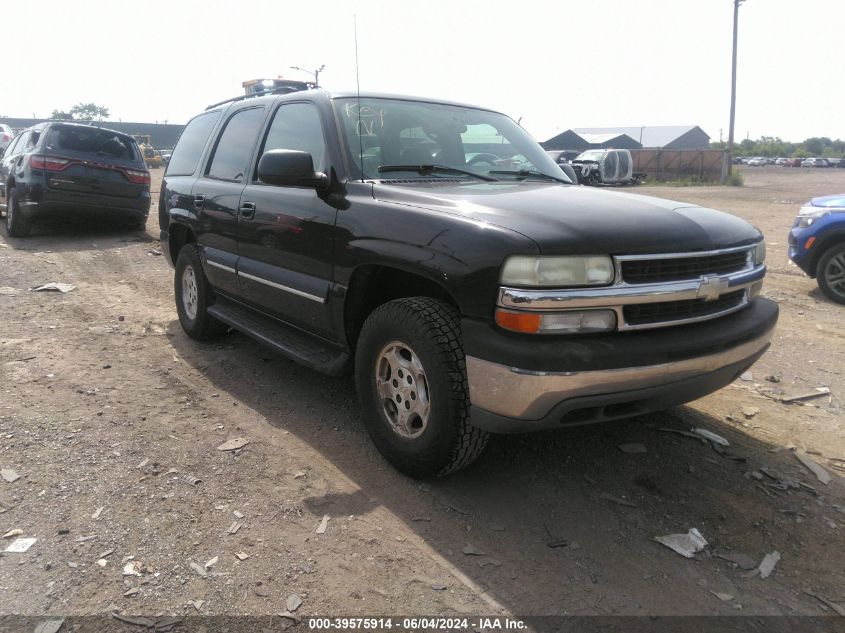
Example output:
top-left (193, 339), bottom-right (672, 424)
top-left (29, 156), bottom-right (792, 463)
top-left (0, 122), bottom-right (151, 237)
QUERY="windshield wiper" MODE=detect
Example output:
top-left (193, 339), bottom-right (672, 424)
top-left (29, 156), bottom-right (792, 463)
top-left (489, 169), bottom-right (569, 184)
top-left (378, 164), bottom-right (498, 182)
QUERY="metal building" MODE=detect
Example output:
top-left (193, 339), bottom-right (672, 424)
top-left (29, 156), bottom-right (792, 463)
top-left (544, 125), bottom-right (710, 151)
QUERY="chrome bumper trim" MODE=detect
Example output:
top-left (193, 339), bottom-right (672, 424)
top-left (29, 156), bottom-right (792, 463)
top-left (465, 329), bottom-right (772, 420)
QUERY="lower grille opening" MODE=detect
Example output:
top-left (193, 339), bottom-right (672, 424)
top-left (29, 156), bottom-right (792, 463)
top-left (624, 290), bottom-right (746, 326)
top-left (559, 400), bottom-right (650, 426)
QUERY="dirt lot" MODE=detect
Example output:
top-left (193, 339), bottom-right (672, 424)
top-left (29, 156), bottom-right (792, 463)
top-left (1, 167), bottom-right (844, 627)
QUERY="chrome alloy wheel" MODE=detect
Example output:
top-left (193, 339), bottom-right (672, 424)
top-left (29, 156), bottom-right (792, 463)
top-left (181, 265), bottom-right (199, 320)
top-left (375, 341), bottom-right (431, 439)
top-left (823, 251), bottom-right (845, 300)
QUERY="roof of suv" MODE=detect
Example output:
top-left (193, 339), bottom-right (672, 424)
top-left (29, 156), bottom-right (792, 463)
top-left (209, 89), bottom-right (502, 117)
top-left (22, 120), bottom-right (137, 139)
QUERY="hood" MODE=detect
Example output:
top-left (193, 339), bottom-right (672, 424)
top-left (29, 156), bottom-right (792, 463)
top-left (810, 193), bottom-right (845, 209)
top-left (372, 181), bottom-right (761, 255)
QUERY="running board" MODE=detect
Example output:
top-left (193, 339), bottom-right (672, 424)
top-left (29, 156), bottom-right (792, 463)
top-left (207, 298), bottom-right (351, 376)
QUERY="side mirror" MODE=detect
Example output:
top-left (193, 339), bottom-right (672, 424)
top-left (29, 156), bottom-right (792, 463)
top-left (258, 149), bottom-right (328, 188)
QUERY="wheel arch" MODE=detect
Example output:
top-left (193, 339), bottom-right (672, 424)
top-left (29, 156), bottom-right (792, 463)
top-left (168, 221), bottom-right (197, 265)
top-left (809, 230), bottom-right (845, 277)
top-left (343, 264), bottom-right (459, 350)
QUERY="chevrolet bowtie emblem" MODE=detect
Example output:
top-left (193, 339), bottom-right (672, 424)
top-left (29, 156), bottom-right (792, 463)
top-left (697, 275), bottom-right (723, 302)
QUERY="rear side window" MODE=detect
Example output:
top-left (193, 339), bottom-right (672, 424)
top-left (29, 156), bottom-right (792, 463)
top-left (167, 111), bottom-right (220, 176)
top-left (44, 125), bottom-right (138, 161)
top-left (13, 132), bottom-right (31, 154)
top-left (206, 107), bottom-right (266, 182)
top-left (5, 134), bottom-right (23, 155)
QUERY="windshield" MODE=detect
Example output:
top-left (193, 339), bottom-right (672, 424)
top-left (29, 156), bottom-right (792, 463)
top-left (333, 97), bottom-right (571, 183)
top-left (575, 150), bottom-right (605, 161)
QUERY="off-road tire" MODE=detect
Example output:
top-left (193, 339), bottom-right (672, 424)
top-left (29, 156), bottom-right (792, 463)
top-left (174, 244), bottom-right (228, 340)
top-left (355, 297), bottom-right (489, 478)
top-left (6, 189), bottom-right (31, 237)
top-left (816, 242), bottom-right (845, 305)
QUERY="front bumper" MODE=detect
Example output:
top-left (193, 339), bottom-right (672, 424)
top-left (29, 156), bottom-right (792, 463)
top-left (465, 298), bottom-right (778, 433)
top-left (788, 227), bottom-right (815, 275)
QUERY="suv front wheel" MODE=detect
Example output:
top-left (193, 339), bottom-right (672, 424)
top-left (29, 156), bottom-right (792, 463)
top-left (355, 297), bottom-right (489, 478)
top-left (817, 242), bottom-right (845, 305)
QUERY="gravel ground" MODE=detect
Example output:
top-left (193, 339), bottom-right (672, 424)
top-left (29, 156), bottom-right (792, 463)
top-left (0, 166), bottom-right (844, 628)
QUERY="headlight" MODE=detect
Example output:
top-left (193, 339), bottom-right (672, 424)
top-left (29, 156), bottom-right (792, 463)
top-left (753, 240), bottom-right (766, 265)
top-left (501, 255), bottom-right (614, 287)
top-left (797, 206), bottom-right (829, 228)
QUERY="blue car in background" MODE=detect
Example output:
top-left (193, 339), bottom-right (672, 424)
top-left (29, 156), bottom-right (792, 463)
top-left (788, 193), bottom-right (845, 304)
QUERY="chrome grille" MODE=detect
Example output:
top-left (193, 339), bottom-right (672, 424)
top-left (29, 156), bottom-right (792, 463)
top-left (497, 244), bottom-right (766, 332)
top-left (624, 290), bottom-right (746, 326)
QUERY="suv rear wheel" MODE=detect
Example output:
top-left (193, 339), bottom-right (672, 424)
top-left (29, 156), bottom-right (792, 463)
top-left (174, 244), bottom-right (228, 340)
top-left (6, 189), bottom-right (31, 237)
top-left (817, 242), bottom-right (845, 305)
top-left (355, 297), bottom-right (489, 478)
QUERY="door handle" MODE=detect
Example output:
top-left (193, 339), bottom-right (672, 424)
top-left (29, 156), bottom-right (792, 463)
top-left (193, 194), bottom-right (205, 210)
top-left (239, 201), bottom-right (256, 219)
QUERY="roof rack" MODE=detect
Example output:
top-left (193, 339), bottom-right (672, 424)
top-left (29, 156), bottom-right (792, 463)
top-left (205, 83), bottom-right (314, 111)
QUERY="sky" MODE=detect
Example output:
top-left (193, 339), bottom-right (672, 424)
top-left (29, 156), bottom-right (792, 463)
top-left (2, 0), bottom-right (842, 144)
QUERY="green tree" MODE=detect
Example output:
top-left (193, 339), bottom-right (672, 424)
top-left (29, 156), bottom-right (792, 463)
top-left (803, 137), bottom-right (829, 156)
top-left (725, 135), bottom-right (843, 158)
top-left (49, 103), bottom-right (110, 121)
top-left (69, 103), bottom-right (109, 121)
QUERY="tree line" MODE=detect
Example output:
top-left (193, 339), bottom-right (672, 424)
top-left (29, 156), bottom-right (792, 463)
top-left (50, 103), bottom-right (110, 122)
top-left (710, 136), bottom-right (845, 158)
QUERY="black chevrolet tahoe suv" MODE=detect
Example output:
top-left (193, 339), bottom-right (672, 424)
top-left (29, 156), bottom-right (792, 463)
top-left (159, 89), bottom-right (778, 478)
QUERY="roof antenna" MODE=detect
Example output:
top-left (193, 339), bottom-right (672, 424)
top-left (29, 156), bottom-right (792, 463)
top-left (354, 15), bottom-right (364, 181)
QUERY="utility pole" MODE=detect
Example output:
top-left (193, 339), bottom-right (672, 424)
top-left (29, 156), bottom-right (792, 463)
top-left (290, 65), bottom-right (325, 88)
top-left (727, 0), bottom-right (745, 175)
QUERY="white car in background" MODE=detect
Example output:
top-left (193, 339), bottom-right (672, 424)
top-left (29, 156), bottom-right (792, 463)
top-left (802, 157), bottom-right (831, 168)
top-left (0, 124), bottom-right (13, 155)
top-left (746, 157), bottom-right (767, 166)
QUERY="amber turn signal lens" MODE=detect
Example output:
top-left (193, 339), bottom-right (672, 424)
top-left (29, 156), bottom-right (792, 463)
top-left (495, 309), bottom-right (541, 334)
top-left (805, 236), bottom-right (816, 249)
